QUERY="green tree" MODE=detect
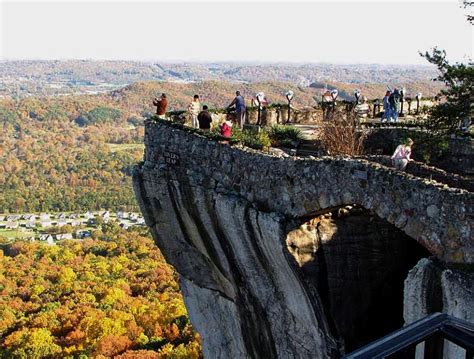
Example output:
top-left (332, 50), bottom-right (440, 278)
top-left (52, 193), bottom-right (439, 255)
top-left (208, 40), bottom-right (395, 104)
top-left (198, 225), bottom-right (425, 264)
top-left (420, 2), bottom-right (473, 134)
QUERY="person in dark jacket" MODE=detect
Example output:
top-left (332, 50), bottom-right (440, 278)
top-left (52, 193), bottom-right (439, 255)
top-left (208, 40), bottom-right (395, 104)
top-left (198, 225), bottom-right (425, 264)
top-left (228, 91), bottom-right (246, 129)
top-left (198, 105), bottom-right (212, 131)
top-left (153, 93), bottom-right (168, 119)
top-left (389, 89), bottom-right (401, 123)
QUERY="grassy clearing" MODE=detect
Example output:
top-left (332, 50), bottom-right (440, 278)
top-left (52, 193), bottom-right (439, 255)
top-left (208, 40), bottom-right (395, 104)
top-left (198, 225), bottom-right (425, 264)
top-left (107, 143), bottom-right (145, 153)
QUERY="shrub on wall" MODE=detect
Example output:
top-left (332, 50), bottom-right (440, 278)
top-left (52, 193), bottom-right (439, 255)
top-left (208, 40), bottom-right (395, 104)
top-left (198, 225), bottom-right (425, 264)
top-left (319, 113), bottom-right (367, 155)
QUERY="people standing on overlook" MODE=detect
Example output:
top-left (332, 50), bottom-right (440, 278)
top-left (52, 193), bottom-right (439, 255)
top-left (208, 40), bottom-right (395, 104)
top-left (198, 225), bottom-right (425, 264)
top-left (153, 93), bottom-right (168, 119)
top-left (198, 105), bottom-right (212, 132)
top-left (389, 88), bottom-right (401, 123)
top-left (382, 90), bottom-right (392, 123)
top-left (391, 138), bottom-right (414, 171)
top-left (227, 91), bottom-right (246, 129)
top-left (188, 94), bottom-right (201, 128)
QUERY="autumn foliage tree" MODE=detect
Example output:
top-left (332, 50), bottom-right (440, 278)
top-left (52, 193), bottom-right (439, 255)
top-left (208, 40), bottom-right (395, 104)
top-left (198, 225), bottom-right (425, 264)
top-left (0, 227), bottom-right (202, 358)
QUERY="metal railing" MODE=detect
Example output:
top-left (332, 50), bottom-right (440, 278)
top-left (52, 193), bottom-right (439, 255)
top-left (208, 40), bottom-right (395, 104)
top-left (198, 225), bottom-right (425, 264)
top-left (343, 313), bottom-right (474, 359)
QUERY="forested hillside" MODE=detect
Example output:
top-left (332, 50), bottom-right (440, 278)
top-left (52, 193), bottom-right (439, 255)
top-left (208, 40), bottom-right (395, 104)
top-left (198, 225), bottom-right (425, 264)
top-left (0, 225), bottom-right (201, 357)
top-left (0, 78), bottom-right (443, 213)
top-left (0, 95), bottom-right (143, 213)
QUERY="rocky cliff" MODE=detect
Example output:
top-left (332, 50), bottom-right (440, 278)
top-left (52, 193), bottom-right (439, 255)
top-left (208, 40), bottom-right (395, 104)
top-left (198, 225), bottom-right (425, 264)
top-left (133, 121), bottom-right (473, 358)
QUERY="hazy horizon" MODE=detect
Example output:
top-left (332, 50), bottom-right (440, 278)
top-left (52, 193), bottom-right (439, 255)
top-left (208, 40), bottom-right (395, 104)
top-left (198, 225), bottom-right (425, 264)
top-left (1, 1), bottom-right (472, 65)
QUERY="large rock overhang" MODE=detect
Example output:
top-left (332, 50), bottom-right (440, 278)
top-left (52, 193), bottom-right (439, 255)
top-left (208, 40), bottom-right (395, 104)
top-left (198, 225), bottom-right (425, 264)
top-left (134, 120), bottom-right (473, 264)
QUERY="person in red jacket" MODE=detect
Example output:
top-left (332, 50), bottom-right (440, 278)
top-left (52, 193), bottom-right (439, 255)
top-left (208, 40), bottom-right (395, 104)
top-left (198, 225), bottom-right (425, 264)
top-left (219, 117), bottom-right (233, 144)
top-left (153, 93), bottom-right (168, 119)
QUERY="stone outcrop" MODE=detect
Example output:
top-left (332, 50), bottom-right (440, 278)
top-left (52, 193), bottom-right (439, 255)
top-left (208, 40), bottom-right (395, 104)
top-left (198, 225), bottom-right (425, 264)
top-left (404, 258), bottom-right (474, 358)
top-left (133, 121), bottom-right (473, 357)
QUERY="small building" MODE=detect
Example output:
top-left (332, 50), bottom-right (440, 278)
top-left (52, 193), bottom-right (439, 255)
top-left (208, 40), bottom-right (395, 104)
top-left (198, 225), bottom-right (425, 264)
top-left (117, 211), bottom-right (129, 220)
top-left (55, 233), bottom-right (73, 240)
top-left (129, 213), bottom-right (139, 221)
top-left (39, 234), bottom-right (54, 242)
top-left (40, 220), bottom-right (53, 228)
top-left (70, 220), bottom-right (81, 227)
top-left (69, 213), bottom-right (79, 219)
top-left (6, 215), bottom-right (20, 222)
top-left (5, 221), bottom-right (19, 229)
top-left (56, 219), bottom-right (68, 227)
top-left (40, 213), bottom-right (51, 221)
top-left (57, 213), bottom-right (67, 220)
top-left (119, 221), bottom-right (130, 230)
top-left (25, 221), bottom-right (36, 229)
top-left (84, 211), bottom-right (94, 220)
top-left (136, 217), bottom-right (145, 225)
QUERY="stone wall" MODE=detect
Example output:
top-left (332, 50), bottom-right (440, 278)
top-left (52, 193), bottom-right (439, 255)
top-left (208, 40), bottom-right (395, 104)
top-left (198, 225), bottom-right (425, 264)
top-left (365, 128), bottom-right (474, 177)
top-left (167, 98), bottom-right (436, 127)
top-left (133, 121), bottom-right (473, 357)
top-left (168, 106), bottom-right (324, 127)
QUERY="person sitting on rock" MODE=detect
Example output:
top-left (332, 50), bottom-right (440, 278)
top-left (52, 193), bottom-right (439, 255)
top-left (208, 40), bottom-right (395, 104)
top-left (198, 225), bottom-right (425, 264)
top-left (391, 138), bottom-right (414, 171)
top-left (198, 105), bottom-right (212, 132)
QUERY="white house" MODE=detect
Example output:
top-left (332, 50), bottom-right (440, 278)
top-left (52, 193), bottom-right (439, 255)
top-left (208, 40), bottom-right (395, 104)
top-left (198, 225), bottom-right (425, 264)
top-left (55, 233), bottom-right (73, 240)
top-left (117, 211), bottom-right (129, 220)
top-left (6, 221), bottom-right (19, 229)
top-left (39, 234), bottom-right (54, 242)
top-left (40, 220), bottom-right (53, 228)
top-left (84, 211), bottom-right (94, 220)
top-left (70, 220), bottom-right (81, 227)
top-left (40, 213), bottom-right (51, 221)
top-left (57, 219), bottom-right (68, 227)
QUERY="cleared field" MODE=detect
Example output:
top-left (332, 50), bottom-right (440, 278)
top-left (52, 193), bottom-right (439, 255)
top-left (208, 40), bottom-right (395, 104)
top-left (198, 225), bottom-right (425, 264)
top-left (107, 143), bottom-right (144, 152)
top-left (0, 229), bottom-right (34, 239)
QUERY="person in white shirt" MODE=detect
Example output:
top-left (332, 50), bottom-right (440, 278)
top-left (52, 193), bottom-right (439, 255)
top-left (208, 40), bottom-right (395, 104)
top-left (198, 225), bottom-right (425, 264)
top-left (391, 138), bottom-right (414, 171)
top-left (188, 94), bottom-right (201, 128)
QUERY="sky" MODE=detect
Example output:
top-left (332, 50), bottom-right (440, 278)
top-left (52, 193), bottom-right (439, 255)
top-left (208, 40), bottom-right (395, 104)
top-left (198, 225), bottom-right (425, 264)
top-left (0, 0), bottom-right (472, 64)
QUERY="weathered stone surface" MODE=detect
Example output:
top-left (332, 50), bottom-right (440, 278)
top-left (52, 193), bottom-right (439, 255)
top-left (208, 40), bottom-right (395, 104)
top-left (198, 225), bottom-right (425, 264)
top-left (288, 209), bottom-right (429, 353)
top-left (134, 121), bottom-right (473, 357)
top-left (404, 258), bottom-right (474, 359)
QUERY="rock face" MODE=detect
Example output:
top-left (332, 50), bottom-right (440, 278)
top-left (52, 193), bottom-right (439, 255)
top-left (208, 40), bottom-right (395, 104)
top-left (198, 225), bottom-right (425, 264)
top-left (133, 121), bottom-right (473, 358)
top-left (287, 208), bottom-right (430, 353)
top-left (404, 258), bottom-right (474, 358)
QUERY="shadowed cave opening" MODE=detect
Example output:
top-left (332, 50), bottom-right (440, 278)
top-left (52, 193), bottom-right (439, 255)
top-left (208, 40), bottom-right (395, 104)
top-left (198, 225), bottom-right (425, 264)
top-left (286, 205), bottom-right (431, 354)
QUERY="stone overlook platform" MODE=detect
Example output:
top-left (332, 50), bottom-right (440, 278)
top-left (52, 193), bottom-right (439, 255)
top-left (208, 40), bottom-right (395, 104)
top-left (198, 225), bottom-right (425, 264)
top-left (133, 120), bottom-right (473, 358)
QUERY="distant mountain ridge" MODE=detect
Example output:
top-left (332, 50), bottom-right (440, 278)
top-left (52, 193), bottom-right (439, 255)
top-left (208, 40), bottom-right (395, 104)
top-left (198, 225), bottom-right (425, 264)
top-left (0, 60), bottom-right (440, 98)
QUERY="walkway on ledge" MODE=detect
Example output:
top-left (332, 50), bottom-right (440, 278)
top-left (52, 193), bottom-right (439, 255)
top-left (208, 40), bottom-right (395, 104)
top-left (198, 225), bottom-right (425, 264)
top-left (135, 120), bottom-right (473, 263)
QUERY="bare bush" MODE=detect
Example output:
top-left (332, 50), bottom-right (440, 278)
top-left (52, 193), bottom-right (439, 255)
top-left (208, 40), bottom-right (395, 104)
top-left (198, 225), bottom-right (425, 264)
top-left (318, 112), bottom-right (367, 155)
